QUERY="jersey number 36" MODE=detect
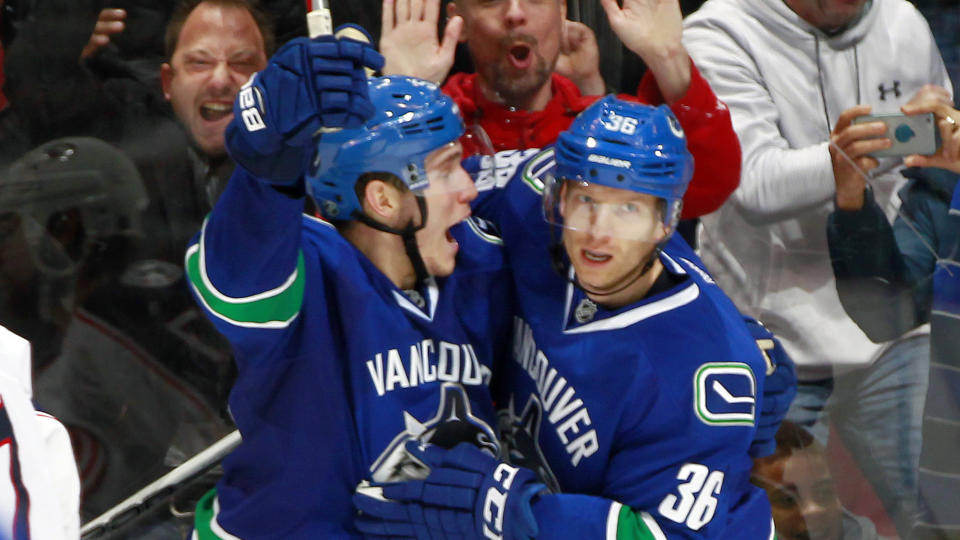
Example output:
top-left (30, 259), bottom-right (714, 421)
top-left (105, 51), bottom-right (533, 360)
top-left (658, 463), bottom-right (724, 530)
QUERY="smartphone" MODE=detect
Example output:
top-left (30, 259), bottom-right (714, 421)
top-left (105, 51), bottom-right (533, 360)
top-left (852, 112), bottom-right (939, 157)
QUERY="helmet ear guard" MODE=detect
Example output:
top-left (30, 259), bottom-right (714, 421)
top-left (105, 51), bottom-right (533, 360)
top-left (307, 76), bottom-right (465, 221)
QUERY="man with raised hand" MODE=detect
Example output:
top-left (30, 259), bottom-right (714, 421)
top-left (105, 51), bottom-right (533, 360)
top-left (378, 0), bottom-right (741, 219)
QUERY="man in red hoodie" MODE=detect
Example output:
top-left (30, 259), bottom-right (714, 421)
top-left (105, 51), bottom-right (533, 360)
top-left (379, 0), bottom-right (740, 218)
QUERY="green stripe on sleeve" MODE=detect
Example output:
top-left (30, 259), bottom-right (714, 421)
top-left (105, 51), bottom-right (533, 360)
top-left (615, 505), bottom-right (667, 540)
top-left (185, 231), bottom-right (305, 328)
top-left (193, 489), bottom-right (242, 540)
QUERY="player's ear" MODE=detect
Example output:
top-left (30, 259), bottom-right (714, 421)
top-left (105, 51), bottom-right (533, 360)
top-left (160, 63), bottom-right (174, 101)
top-left (653, 223), bottom-right (668, 244)
top-left (362, 178), bottom-right (405, 224)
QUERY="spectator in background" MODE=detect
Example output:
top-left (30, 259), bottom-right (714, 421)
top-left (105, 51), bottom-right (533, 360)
top-left (379, 0), bottom-right (741, 221)
top-left (0, 0), bottom-right (274, 523)
top-left (752, 421), bottom-right (880, 540)
top-left (161, 0), bottom-right (271, 202)
top-left (2, 0), bottom-right (274, 258)
top-left (828, 97), bottom-right (960, 539)
top-left (683, 0), bottom-right (950, 536)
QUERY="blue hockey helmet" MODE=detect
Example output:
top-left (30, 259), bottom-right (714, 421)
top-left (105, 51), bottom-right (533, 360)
top-left (547, 97), bottom-right (694, 233)
top-left (307, 76), bottom-right (465, 220)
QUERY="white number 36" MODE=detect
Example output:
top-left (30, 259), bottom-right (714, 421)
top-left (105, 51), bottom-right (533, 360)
top-left (658, 463), bottom-right (724, 530)
top-left (603, 112), bottom-right (638, 135)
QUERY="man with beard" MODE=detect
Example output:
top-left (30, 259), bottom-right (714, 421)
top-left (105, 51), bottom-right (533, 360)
top-left (378, 0), bottom-right (741, 220)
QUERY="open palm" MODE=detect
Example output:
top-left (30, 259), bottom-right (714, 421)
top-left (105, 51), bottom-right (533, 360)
top-left (380, 0), bottom-right (462, 84)
top-left (599, 0), bottom-right (683, 59)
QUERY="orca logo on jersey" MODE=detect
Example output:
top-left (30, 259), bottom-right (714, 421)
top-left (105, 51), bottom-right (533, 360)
top-left (369, 383), bottom-right (499, 482)
top-left (499, 395), bottom-right (561, 493)
top-left (694, 363), bottom-right (756, 426)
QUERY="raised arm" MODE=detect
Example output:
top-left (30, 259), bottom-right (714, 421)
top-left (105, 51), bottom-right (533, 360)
top-left (185, 32), bottom-right (383, 352)
top-left (379, 0), bottom-right (462, 84)
top-left (601, 0), bottom-right (689, 103)
top-left (593, 0), bottom-right (740, 218)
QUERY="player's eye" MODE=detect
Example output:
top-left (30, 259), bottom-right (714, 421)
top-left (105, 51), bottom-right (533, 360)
top-left (619, 202), bottom-right (638, 214)
top-left (576, 194), bottom-right (593, 205)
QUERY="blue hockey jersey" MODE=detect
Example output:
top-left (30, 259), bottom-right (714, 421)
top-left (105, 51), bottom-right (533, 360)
top-left (185, 168), bottom-right (512, 539)
top-left (475, 148), bottom-right (774, 539)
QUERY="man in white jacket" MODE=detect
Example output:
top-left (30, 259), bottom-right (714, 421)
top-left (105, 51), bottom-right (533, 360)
top-left (683, 0), bottom-right (950, 536)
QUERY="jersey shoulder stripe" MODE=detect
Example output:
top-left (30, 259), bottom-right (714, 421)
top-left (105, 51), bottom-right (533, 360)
top-left (185, 219), bottom-right (305, 328)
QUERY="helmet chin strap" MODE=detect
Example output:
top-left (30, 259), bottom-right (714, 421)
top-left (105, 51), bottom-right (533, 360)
top-left (354, 195), bottom-right (432, 288)
top-left (548, 224), bottom-right (662, 302)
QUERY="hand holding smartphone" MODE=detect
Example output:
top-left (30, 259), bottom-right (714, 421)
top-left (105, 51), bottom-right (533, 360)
top-left (852, 112), bottom-right (939, 157)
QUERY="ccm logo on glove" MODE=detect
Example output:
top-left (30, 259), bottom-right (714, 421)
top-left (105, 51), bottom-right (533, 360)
top-left (483, 463), bottom-right (520, 539)
top-left (239, 76), bottom-right (266, 132)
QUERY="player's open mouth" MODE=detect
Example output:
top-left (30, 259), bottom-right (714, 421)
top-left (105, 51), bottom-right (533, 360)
top-left (508, 45), bottom-right (532, 69)
top-left (445, 228), bottom-right (459, 251)
top-left (583, 250), bottom-right (611, 263)
top-left (200, 102), bottom-right (233, 121)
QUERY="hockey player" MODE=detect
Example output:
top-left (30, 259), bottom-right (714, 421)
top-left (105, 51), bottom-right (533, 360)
top-left (355, 98), bottom-right (788, 538)
top-left (0, 325), bottom-right (80, 539)
top-left (183, 31), bottom-right (539, 538)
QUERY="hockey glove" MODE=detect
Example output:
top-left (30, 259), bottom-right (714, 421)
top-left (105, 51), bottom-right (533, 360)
top-left (354, 441), bottom-right (544, 540)
top-left (745, 317), bottom-right (798, 458)
top-left (225, 26), bottom-right (384, 183)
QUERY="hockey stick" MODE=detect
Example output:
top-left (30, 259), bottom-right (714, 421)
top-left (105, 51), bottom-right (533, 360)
top-left (307, 0), bottom-right (374, 46)
top-left (306, 0), bottom-right (333, 37)
top-left (79, 430), bottom-right (241, 539)
top-left (305, 0), bottom-right (374, 140)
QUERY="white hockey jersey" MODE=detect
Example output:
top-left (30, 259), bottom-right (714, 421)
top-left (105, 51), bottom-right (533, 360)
top-left (0, 325), bottom-right (80, 540)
